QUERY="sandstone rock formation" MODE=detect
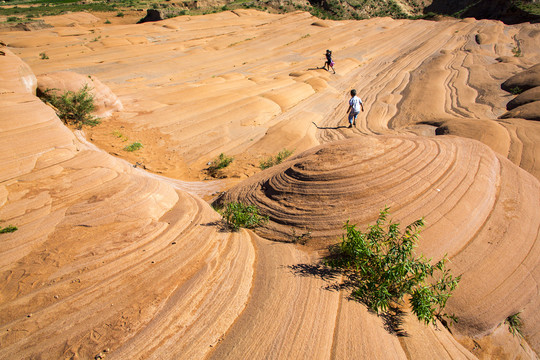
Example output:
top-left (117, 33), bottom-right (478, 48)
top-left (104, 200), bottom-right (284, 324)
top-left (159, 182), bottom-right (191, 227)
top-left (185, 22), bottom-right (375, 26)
top-left (37, 71), bottom-right (123, 118)
top-left (1, 9), bottom-right (540, 360)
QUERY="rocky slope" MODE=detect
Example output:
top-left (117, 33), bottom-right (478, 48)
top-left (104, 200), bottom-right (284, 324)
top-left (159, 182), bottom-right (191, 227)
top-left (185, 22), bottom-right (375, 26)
top-left (1, 9), bottom-right (540, 359)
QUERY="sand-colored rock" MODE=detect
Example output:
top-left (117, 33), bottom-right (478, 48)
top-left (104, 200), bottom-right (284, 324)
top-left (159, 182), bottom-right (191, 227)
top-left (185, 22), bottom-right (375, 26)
top-left (506, 86), bottom-right (540, 110)
top-left (36, 71), bottom-right (123, 118)
top-left (218, 135), bottom-right (540, 350)
top-left (501, 63), bottom-right (540, 92)
top-left (0, 45), bottom-right (36, 94)
top-left (500, 100), bottom-right (540, 120)
top-left (2, 9), bottom-right (540, 360)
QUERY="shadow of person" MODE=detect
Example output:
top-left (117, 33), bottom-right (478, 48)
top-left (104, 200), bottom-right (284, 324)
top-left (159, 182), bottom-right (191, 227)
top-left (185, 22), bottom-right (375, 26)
top-left (312, 121), bottom-right (349, 130)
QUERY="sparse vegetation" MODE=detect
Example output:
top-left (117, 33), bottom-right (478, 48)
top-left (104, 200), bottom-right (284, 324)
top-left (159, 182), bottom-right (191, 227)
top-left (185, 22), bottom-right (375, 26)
top-left (0, 225), bottom-right (18, 234)
top-left (124, 141), bottom-right (143, 152)
top-left (220, 202), bottom-right (269, 231)
top-left (509, 86), bottom-right (524, 95)
top-left (208, 153), bottom-right (234, 176)
top-left (260, 149), bottom-right (293, 170)
top-left (39, 84), bottom-right (100, 129)
top-left (325, 207), bottom-right (461, 325)
top-left (512, 46), bottom-right (522, 57)
top-left (116, 11), bottom-right (125, 17)
top-left (104, 19), bottom-right (111, 24)
top-left (39, 52), bottom-right (49, 60)
top-left (505, 313), bottom-right (523, 338)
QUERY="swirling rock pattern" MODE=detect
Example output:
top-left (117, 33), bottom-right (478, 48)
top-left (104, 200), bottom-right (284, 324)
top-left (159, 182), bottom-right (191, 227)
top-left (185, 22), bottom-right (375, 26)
top-left (219, 135), bottom-right (540, 350)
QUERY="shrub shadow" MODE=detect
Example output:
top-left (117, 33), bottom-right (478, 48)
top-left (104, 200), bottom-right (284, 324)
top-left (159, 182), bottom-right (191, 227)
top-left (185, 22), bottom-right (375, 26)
top-left (288, 261), bottom-right (408, 337)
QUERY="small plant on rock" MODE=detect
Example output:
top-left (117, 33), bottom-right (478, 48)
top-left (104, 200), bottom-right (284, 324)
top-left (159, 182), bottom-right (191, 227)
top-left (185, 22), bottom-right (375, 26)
top-left (40, 84), bottom-right (99, 129)
top-left (39, 52), bottom-right (49, 60)
top-left (207, 153), bottom-right (234, 177)
top-left (0, 225), bottom-right (18, 234)
top-left (124, 141), bottom-right (143, 152)
top-left (220, 202), bottom-right (268, 232)
top-left (505, 312), bottom-right (523, 338)
top-left (259, 148), bottom-right (293, 170)
top-left (326, 207), bottom-right (461, 326)
top-left (509, 86), bottom-right (524, 95)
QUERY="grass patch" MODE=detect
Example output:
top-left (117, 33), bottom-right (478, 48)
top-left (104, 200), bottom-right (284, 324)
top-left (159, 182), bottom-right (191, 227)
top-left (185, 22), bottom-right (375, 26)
top-left (219, 202), bottom-right (268, 231)
top-left (207, 153), bottom-right (233, 177)
top-left (509, 86), bottom-right (524, 95)
top-left (39, 84), bottom-right (100, 129)
top-left (326, 207), bottom-right (461, 325)
top-left (505, 313), bottom-right (523, 338)
top-left (259, 149), bottom-right (293, 170)
top-left (123, 141), bottom-right (143, 151)
top-left (0, 225), bottom-right (18, 234)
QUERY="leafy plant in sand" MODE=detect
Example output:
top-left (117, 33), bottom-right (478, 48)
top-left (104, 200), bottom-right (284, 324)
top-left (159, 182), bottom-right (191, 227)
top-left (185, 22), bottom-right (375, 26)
top-left (326, 207), bottom-right (461, 325)
top-left (0, 225), bottom-right (18, 234)
top-left (220, 202), bottom-right (268, 232)
top-left (40, 84), bottom-right (100, 129)
top-left (259, 149), bottom-right (293, 170)
top-left (123, 141), bottom-right (143, 152)
top-left (207, 153), bottom-right (234, 177)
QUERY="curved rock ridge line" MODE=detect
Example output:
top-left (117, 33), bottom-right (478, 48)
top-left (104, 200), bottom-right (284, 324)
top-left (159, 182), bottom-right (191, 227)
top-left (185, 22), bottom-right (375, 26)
top-left (0, 89), bottom-right (255, 359)
top-left (217, 135), bottom-right (540, 348)
top-left (0, 46), bottom-right (36, 94)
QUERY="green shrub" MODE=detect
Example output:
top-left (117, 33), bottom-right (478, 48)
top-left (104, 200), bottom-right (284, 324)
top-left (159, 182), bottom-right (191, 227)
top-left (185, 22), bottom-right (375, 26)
top-left (104, 19), bottom-right (111, 24)
top-left (512, 46), bottom-right (522, 57)
top-left (259, 149), bottom-right (293, 169)
top-left (116, 11), bottom-right (125, 17)
top-left (7, 16), bottom-right (21, 22)
top-left (326, 207), bottom-right (461, 325)
top-left (40, 84), bottom-right (100, 129)
top-left (124, 141), bottom-right (143, 152)
top-left (510, 86), bottom-right (524, 95)
top-left (0, 225), bottom-right (18, 234)
top-left (208, 153), bottom-right (234, 176)
top-left (220, 202), bottom-right (268, 231)
top-left (39, 52), bottom-right (49, 60)
top-left (505, 312), bottom-right (523, 337)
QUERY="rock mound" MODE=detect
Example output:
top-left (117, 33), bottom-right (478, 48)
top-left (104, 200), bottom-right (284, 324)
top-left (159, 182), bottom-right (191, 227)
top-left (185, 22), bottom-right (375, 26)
top-left (217, 135), bottom-right (540, 346)
top-left (0, 45), bottom-right (36, 94)
top-left (37, 71), bottom-right (123, 118)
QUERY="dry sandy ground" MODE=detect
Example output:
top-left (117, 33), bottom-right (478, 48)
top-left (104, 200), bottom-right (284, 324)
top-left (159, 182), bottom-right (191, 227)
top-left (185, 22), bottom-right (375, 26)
top-left (1, 9), bottom-right (540, 360)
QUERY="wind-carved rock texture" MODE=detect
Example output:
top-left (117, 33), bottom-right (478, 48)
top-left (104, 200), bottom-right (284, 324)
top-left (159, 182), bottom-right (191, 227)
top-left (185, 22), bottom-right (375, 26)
top-left (37, 71), bottom-right (124, 118)
top-left (1, 9), bottom-right (540, 360)
top-left (0, 50), bottom-right (255, 360)
top-left (218, 135), bottom-right (540, 349)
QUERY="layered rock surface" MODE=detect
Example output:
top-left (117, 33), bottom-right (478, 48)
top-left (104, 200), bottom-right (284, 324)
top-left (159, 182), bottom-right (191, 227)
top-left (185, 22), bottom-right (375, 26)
top-left (1, 9), bottom-right (540, 360)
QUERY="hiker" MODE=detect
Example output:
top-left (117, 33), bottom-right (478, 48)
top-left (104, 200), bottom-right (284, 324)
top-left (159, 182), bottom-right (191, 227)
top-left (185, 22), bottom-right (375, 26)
top-left (347, 89), bottom-right (364, 128)
top-left (323, 49), bottom-right (336, 74)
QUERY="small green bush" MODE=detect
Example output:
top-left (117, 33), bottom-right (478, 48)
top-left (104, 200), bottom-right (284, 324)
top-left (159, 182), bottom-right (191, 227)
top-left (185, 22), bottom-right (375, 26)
top-left (124, 142), bottom-right (143, 152)
top-left (326, 207), bottom-right (461, 325)
top-left (0, 225), bottom-right (18, 234)
top-left (39, 52), bottom-right (49, 60)
top-left (208, 153), bottom-right (234, 176)
top-left (220, 202), bottom-right (268, 231)
top-left (7, 16), bottom-right (21, 22)
top-left (510, 86), bottom-right (524, 95)
top-left (116, 11), bottom-right (125, 17)
top-left (505, 313), bottom-right (523, 338)
top-left (259, 149), bottom-right (293, 170)
top-left (104, 19), bottom-right (111, 24)
top-left (40, 84), bottom-right (100, 129)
